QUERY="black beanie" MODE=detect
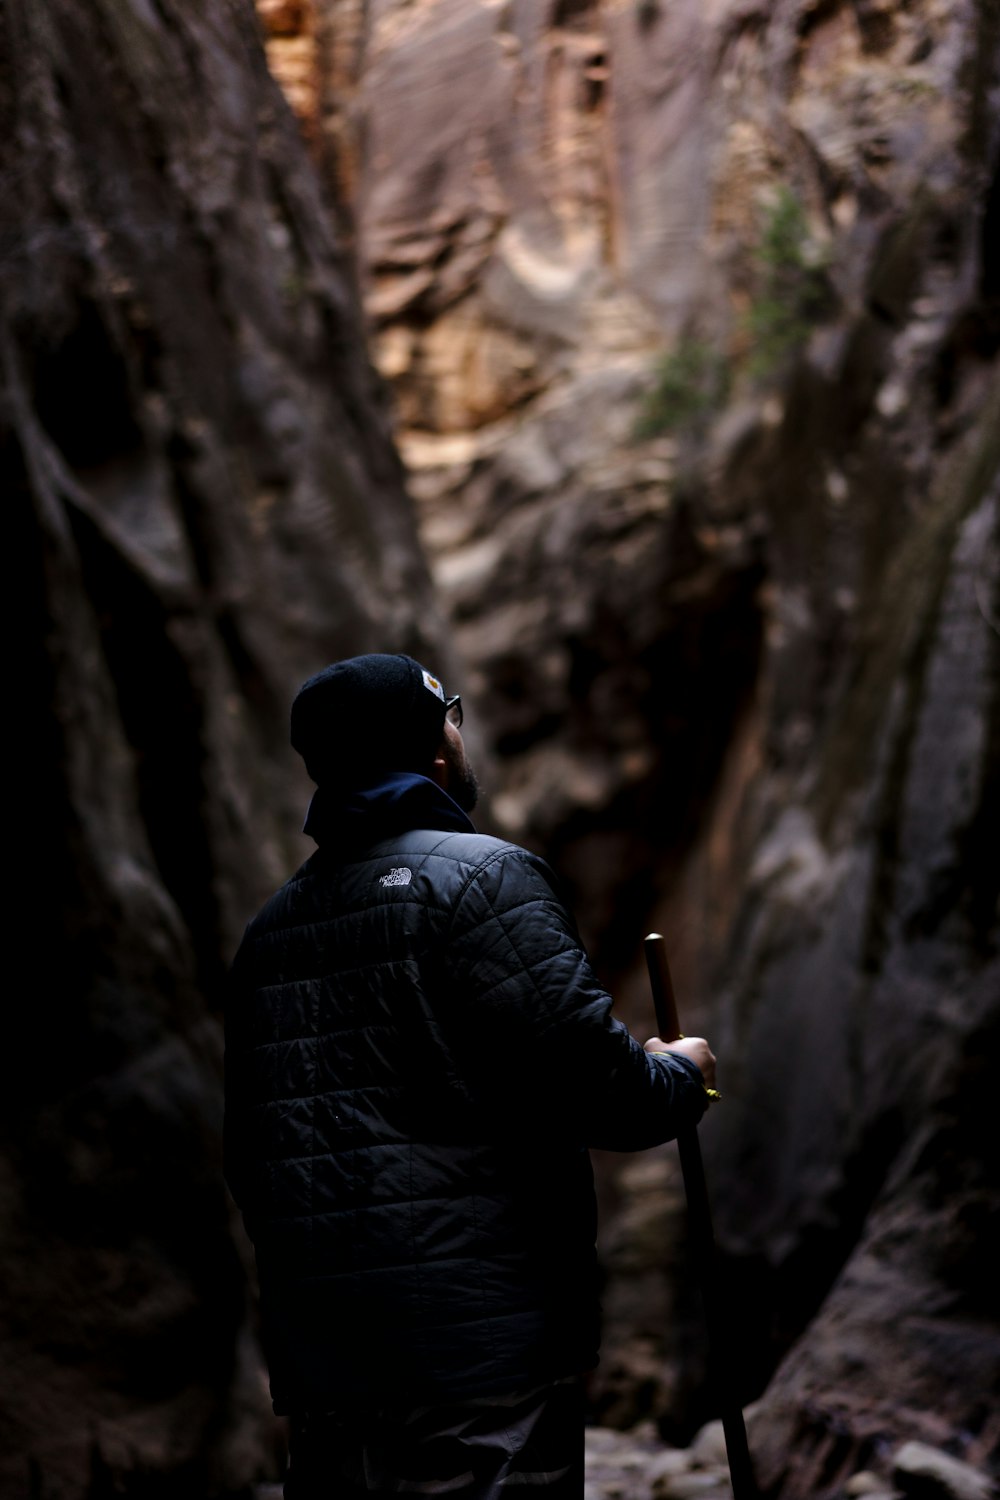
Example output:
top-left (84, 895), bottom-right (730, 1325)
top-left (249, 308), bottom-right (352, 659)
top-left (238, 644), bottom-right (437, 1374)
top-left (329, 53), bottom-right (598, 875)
top-left (290, 653), bottom-right (450, 784)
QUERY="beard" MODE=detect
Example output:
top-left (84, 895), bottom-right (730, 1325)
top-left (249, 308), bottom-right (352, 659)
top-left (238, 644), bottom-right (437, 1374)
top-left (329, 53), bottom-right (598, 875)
top-left (450, 763), bottom-right (480, 813)
top-left (444, 737), bottom-right (480, 813)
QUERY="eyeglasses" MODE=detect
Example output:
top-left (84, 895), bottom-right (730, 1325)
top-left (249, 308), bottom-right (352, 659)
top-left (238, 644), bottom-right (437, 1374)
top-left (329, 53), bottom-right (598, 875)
top-left (445, 695), bottom-right (463, 729)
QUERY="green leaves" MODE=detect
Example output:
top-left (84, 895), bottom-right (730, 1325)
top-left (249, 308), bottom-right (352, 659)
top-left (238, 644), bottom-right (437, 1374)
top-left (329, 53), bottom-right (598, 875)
top-left (745, 186), bottom-right (833, 379)
top-left (633, 338), bottom-right (730, 441)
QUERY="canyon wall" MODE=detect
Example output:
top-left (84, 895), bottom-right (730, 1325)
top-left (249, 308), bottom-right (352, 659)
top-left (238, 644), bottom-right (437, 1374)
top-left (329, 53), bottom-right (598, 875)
top-left (0, 1), bottom-right (449, 1492)
top-left (0, 0), bottom-right (995, 1494)
top-left (266, 0), bottom-right (1000, 1491)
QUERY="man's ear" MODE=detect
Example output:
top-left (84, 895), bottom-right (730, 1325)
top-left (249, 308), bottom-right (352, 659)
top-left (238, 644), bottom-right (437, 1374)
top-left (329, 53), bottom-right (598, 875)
top-left (428, 736), bottom-right (448, 789)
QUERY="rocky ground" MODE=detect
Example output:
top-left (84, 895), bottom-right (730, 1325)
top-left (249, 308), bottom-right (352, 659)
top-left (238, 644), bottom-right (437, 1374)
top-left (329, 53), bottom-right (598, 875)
top-left (255, 1418), bottom-right (998, 1500)
top-left (584, 1423), bottom-right (997, 1500)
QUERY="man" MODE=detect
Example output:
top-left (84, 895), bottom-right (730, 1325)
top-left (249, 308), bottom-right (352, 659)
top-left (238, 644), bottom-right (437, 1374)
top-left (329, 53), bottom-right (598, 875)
top-left (225, 653), bottom-right (716, 1500)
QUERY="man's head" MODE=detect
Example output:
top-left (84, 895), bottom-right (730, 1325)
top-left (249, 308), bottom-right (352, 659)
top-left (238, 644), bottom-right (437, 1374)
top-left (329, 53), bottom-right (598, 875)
top-left (290, 652), bottom-right (478, 809)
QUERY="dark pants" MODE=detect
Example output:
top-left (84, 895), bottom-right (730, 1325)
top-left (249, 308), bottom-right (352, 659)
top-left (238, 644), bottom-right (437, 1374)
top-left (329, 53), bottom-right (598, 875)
top-left (284, 1376), bottom-right (585, 1500)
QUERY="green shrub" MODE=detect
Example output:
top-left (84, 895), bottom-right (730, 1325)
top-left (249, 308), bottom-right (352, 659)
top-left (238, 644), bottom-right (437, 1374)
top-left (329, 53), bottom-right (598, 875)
top-left (633, 337), bottom-right (729, 441)
top-left (745, 186), bottom-right (832, 378)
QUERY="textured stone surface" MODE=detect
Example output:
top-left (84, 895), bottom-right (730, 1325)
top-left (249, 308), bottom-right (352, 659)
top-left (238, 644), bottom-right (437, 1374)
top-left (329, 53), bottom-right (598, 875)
top-left (0, 1), bottom-right (447, 1493)
top-left (2, 0), bottom-right (997, 1494)
top-left (893, 1442), bottom-right (997, 1500)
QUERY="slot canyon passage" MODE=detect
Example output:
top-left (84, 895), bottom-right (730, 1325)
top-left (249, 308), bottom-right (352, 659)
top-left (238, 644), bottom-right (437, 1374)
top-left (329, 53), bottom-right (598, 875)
top-left (1, 0), bottom-right (997, 1496)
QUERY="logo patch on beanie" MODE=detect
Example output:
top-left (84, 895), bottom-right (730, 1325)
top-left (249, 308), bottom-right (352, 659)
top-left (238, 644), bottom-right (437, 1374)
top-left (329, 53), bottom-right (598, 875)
top-left (422, 669), bottom-right (445, 702)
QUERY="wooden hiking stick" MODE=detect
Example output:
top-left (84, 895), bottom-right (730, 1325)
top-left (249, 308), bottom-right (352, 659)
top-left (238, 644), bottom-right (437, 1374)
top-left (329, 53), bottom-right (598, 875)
top-left (644, 933), bottom-right (759, 1500)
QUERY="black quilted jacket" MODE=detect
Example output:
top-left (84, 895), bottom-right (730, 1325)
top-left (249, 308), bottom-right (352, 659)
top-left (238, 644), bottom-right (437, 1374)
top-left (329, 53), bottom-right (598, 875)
top-left (224, 775), bottom-right (708, 1413)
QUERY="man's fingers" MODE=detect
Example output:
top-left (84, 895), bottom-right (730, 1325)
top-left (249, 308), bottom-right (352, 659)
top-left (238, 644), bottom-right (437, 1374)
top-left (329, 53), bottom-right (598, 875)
top-left (645, 1035), bottom-right (717, 1090)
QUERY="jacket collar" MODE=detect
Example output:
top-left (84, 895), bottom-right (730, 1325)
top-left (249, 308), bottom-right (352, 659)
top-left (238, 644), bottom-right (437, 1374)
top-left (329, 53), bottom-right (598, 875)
top-left (303, 770), bottom-right (475, 851)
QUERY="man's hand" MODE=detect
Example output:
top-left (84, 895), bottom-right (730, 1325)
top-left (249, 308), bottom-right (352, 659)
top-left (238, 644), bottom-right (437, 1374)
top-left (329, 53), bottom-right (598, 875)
top-left (644, 1035), bottom-right (717, 1091)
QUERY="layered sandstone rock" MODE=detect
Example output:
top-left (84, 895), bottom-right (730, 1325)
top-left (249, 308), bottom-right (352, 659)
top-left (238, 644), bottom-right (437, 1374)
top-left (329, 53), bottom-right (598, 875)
top-left (0, 1), bottom-right (447, 1493)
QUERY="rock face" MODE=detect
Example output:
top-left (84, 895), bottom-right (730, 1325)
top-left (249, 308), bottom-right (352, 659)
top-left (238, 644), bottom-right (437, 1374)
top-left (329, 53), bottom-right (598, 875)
top-left (271, 0), bottom-right (999, 1491)
top-left (1, 0), bottom-right (996, 1493)
top-left (0, 1), bottom-right (447, 1493)
top-left (297, 0), bottom-right (998, 954)
top-left (709, 430), bottom-right (1000, 1494)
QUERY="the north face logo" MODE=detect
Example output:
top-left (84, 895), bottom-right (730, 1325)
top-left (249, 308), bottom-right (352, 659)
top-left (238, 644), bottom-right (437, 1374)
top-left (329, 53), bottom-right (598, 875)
top-left (379, 867), bottom-right (413, 888)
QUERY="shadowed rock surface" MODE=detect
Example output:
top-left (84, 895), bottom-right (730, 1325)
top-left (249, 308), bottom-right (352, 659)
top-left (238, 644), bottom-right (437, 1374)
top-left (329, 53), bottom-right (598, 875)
top-left (0, 0), bottom-right (448, 1492)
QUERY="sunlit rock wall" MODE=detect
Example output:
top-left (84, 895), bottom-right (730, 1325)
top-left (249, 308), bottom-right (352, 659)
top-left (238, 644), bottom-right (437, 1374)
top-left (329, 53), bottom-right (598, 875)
top-left (0, 1), bottom-right (447, 1493)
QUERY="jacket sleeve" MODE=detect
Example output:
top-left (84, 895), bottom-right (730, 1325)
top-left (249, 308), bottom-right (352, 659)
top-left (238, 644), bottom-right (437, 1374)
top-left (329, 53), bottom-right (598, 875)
top-left (437, 846), bottom-right (708, 1150)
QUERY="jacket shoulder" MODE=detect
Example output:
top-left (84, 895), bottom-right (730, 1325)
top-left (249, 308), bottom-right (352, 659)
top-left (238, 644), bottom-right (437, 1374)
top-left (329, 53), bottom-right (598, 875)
top-left (233, 830), bottom-right (549, 960)
top-left (384, 827), bottom-right (527, 869)
top-left (380, 828), bottom-right (558, 893)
